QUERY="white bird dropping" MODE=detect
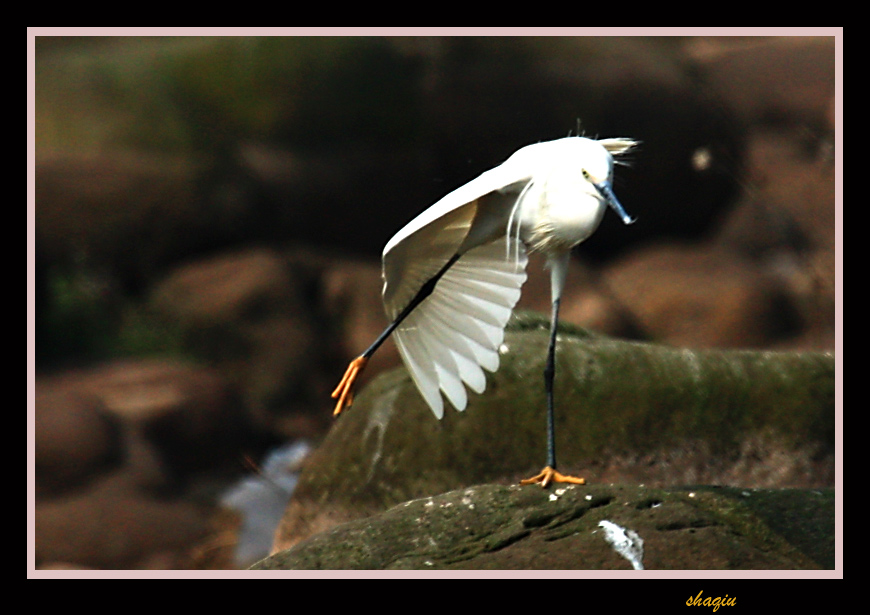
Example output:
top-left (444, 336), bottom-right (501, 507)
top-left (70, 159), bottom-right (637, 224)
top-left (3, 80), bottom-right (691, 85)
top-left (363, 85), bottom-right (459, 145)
top-left (598, 520), bottom-right (645, 570)
top-left (332, 135), bottom-right (637, 488)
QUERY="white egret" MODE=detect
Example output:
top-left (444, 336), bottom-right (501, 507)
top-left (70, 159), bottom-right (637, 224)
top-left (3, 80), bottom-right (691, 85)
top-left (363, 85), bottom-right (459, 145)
top-left (332, 135), bottom-right (637, 487)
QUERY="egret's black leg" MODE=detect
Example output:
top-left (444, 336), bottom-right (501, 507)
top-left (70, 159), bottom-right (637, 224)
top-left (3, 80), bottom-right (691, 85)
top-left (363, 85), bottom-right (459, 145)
top-left (545, 297), bottom-right (560, 470)
top-left (332, 253), bottom-right (461, 415)
top-left (520, 296), bottom-right (585, 487)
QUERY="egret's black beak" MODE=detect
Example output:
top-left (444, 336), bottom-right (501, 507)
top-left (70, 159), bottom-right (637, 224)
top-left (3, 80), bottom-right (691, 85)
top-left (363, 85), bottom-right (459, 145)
top-left (595, 180), bottom-right (635, 225)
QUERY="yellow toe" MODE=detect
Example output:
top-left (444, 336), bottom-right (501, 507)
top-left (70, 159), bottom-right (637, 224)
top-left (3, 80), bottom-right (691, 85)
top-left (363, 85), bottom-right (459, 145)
top-left (520, 466), bottom-right (586, 488)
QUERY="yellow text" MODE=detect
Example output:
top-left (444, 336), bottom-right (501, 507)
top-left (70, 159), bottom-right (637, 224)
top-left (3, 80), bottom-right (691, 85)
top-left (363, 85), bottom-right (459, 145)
top-left (686, 591), bottom-right (736, 612)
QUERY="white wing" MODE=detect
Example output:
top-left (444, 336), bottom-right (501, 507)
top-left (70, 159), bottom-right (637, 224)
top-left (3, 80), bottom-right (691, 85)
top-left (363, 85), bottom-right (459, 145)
top-left (391, 236), bottom-right (528, 418)
top-left (382, 164), bottom-right (533, 419)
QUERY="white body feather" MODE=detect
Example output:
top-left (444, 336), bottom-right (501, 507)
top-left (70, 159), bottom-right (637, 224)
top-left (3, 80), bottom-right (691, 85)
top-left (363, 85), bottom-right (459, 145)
top-left (382, 136), bottom-right (636, 418)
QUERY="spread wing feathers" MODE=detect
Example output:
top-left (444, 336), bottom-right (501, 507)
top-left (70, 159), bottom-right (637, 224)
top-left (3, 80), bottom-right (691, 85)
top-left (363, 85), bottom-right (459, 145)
top-left (382, 197), bottom-right (479, 316)
top-left (382, 162), bottom-right (531, 312)
top-left (380, 154), bottom-right (536, 418)
top-left (391, 236), bottom-right (528, 419)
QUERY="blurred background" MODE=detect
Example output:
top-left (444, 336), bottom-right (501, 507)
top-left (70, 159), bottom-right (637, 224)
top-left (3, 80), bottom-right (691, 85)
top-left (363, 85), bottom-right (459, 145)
top-left (31, 34), bottom-right (837, 569)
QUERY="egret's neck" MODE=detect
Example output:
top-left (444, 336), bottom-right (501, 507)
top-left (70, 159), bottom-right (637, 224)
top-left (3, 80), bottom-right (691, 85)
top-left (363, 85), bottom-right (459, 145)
top-left (547, 251), bottom-right (572, 304)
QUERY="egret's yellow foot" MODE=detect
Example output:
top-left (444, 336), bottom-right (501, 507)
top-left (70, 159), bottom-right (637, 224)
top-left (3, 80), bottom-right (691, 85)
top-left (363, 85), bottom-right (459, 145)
top-left (520, 466), bottom-right (586, 488)
top-left (331, 356), bottom-right (368, 416)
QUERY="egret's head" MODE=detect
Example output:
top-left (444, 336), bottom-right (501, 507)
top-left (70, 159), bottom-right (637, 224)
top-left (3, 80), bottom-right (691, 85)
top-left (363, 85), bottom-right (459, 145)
top-left (579, 145), bottom-right (614, 187)
top-left (582, 141), bottom-right (636, 226)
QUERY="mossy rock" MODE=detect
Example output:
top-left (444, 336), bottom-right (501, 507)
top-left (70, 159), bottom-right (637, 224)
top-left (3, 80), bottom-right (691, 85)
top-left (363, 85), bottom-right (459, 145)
top-left (273, 315), bottom-right (834, 553)
top-left (256, 483), bottom-right (832, 570)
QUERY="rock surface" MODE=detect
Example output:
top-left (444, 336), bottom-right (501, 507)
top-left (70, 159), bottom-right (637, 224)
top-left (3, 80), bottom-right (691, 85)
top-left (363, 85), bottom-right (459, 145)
top-left (255, 483), bottom-right (832, 570)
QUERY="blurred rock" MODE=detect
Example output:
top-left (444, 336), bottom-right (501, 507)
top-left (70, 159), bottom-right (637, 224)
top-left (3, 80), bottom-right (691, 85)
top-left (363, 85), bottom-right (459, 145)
top-left (35, 384), bottom-right (122, 496)
top-left (63, 360), bottom-right (255, 478)
top-left (150, 249), bottom-right (296, 330)
top-left (686, 36), bottom-right (835, 133)
top-left (149, 248), bottom-right (335, 434)
top-left (35, 152), bottom-right (207, 295)
top-left (603, 243), bottom-right (801, 348)
top-left (34, 359), bottom-right (263, 568)
top-left (709, 129), bottom-right (835, 353)
top-left (35, 469), bottom-right (209, 570)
